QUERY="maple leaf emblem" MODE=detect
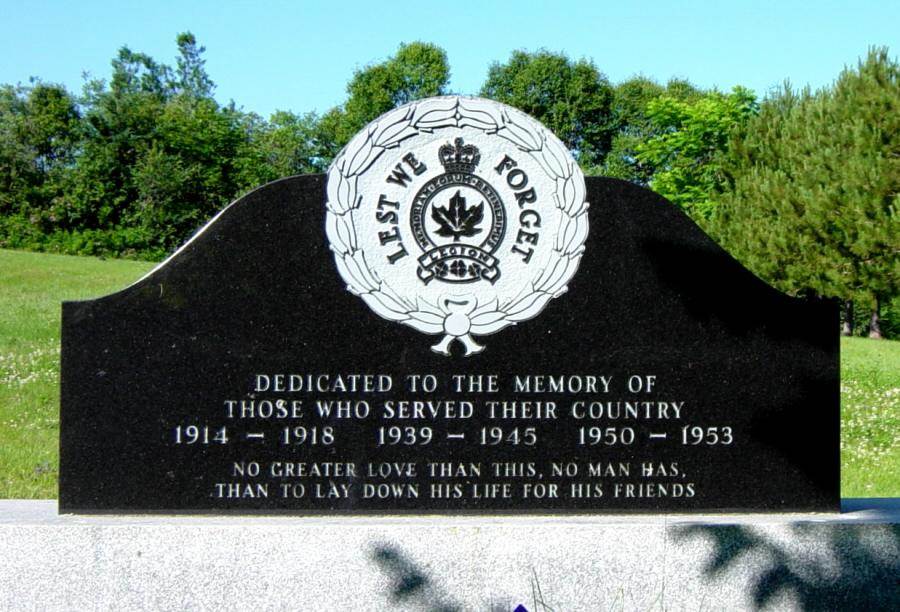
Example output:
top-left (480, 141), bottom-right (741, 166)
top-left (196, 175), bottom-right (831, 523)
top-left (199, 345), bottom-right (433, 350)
top-left (432, 190), bottom-right (484, 242)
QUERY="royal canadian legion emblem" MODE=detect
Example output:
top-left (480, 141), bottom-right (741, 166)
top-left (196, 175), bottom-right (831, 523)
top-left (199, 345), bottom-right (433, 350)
top-left (325, 96), bottom-right (589, 356)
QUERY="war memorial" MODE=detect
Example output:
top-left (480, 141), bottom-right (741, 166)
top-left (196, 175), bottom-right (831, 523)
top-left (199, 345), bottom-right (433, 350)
top-left (1, 97), bottom-right (897, 609)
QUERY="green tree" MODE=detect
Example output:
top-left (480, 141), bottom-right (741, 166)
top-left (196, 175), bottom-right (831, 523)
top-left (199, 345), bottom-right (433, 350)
top-left (0, 82), bottom-right (80, 219)
top-left (63, 67), bottom-right (165, 232)
top-left (0, 32), bottom-right (281, 258)
top-left (319, 42), bottom-right (450, 160)
top-left (0, 86), bottom-right (32, 214)
top-left (109, 47), bottom-right (173, 98)
top-left (175, 32), bottom-right (215, 98)
top-left (635, 86), bottom-right (758, 222)
top-left (19, 83), bottom-right (81, 173)
top-left (713, 49), bottom-right (900, 337)
top-left (235, 110), bottom-right (326, 188)
top-left (480, 50), bottom-right (614, 168)
top-left (53, 32), bottom-right (248, 256)
top-left (601, 77), bottom-right (701, 184)
top-left (129, 96), bottom-right (245, 247)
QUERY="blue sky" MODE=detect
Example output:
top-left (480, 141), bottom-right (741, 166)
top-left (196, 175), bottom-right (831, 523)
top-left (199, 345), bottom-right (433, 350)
top-left (2, 1), bottom-right (898, 117)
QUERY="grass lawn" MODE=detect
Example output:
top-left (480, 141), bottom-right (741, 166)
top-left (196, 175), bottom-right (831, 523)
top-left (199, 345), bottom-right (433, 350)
top-left (0, 249), bottom-right (154, 497)
top-left (841, 337), bottom-right (900, 497)
top-left (0, 248), bottom-right (898, 499)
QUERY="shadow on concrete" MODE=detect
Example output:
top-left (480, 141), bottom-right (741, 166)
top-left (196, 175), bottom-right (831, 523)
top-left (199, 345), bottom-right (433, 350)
top-left (371, 544), bottom-right (532, 611)
top-left (370, 544), bottom-right (462, 611)
top-left (674, 523), bottom-right (900, 610)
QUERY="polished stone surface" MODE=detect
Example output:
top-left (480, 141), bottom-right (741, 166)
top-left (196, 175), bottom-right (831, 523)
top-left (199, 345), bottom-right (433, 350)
top-left (2, 500), bottom-right (897, 611)
top-left (60, 176), bottom-right (839, 513)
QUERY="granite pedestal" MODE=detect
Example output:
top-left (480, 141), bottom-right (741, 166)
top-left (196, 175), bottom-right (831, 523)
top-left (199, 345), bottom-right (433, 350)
top-left (2, 500), bottom-right (897, 611)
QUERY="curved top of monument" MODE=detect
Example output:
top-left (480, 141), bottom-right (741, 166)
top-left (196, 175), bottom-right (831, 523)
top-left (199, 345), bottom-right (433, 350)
top-left (63, 98), bottom-right (833, 362)
top-left (324, 95), bottom-right (589, 356)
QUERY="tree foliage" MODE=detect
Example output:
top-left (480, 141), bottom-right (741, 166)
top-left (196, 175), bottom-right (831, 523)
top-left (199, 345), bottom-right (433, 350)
top-left (235, 110), bottom-right (326, 187)
top-left (0, 82), bottom-right (80, 221)
top-left (480, 50), bottom-right (614, 168)
top-left (0, 38), bottom-right (452, 259)
top-left (635, 86), bottom-right (758, 222)
top-left (175, 32), bottom-right (215, 98)
top-left (318, 42), bottom-right (450, 158)
top-left (712, 48), bottom-right (899, 327)
top-left (64, 36), bottom-right (247, 254)
top-left (0, 35), bottom-right (896, 337)
top-left (601, 77), bottom-right (702, 184)
top-left (0, 33), bottom-right (252, 258)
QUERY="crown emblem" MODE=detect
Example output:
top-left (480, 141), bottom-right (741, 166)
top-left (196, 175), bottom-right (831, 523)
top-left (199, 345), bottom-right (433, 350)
top-left (439, 138), bottom-right (481, 173)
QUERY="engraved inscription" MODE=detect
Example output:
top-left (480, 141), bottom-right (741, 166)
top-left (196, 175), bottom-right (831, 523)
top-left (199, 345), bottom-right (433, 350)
top-left (177, 371), bottom-right (737, 507)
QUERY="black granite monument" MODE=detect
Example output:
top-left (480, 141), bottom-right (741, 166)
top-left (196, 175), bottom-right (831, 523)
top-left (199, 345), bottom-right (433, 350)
top-left (60, 97), bottom-right (839, 513)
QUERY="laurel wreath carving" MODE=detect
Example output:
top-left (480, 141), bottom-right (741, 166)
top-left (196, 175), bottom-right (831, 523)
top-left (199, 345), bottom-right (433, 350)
top-left (325, 96), bottom-right (589, 354)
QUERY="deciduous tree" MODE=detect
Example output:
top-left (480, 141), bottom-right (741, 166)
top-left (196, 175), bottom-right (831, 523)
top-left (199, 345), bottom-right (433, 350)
top-left (480, 50), bottom-right (614, 168)
top-left (319, 42), bottom-right (450, 160)
top-left (601, 77), bottom-right (701, 184)
top-left (0, 82), bottom-right (80, 217)
top-left (635, 86), bottom-right (758, 222)
top-left (235, 110), bottom-right (326, 188)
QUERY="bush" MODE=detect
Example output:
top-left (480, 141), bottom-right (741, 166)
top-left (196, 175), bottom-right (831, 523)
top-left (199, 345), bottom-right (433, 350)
top-left (0, 214), bottom-right (166, 261)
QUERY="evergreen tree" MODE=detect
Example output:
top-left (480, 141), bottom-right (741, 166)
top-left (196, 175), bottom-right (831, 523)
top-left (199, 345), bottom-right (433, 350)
top-left (175, 32), bottom-right (215, 98)
top-left (713, 49), bottom-right (900, 336)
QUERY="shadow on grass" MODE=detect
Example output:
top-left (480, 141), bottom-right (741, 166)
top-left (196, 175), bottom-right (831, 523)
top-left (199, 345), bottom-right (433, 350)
top-left (674, 523), bottom-right (900, 610)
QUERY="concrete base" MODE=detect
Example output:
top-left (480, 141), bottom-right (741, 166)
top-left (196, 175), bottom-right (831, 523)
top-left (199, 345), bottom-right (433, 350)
top-left (1, 501), bottom-right (898, 611)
